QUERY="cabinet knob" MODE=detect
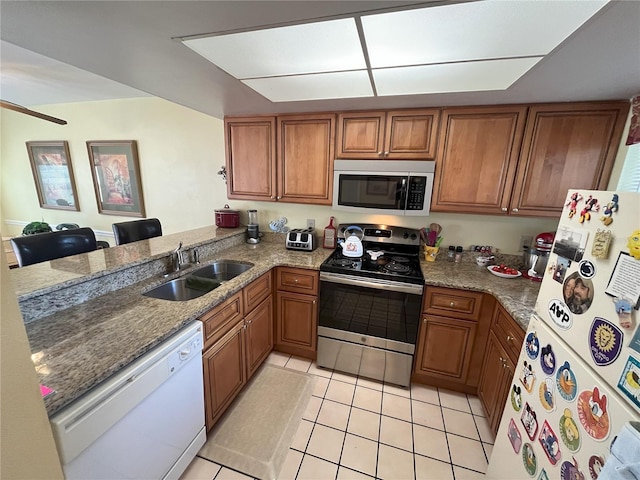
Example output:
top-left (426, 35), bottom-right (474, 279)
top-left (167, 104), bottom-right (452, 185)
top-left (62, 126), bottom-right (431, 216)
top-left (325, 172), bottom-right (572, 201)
top-left (501, 207), bottom-right (508, 212)
top-left (449, 301), bottom-right (455, 307)
top-left (277, 196), bottom-right (281, 200)
top-left (383, 151), bottom-right (389, 156)
top-left (512, 208), bottom-right (519, 213)
top-left (294, 278), bottom-right (299, 283)
top-left (378, 151), bottom-right (384, 156)
top-left (506, 335), bottom-right (514, 343)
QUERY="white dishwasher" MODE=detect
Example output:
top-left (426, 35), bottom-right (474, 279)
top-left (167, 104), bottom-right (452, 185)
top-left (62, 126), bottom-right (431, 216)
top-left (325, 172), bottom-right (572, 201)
top-left (50, 321), bottom-right (205, 480)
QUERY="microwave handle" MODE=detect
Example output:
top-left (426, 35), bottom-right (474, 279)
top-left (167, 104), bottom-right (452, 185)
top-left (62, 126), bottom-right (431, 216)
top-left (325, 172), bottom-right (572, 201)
top-left (398, 177), bottom-right (408, 208)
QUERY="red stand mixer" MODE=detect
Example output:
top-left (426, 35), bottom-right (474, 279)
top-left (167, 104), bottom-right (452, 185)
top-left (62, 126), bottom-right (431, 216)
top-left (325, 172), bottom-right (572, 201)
top-left (523, 232), bottom-right (555, 281)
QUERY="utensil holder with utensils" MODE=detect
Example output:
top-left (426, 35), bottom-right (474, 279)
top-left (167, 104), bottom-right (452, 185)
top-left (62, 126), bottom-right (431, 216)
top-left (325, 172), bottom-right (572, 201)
top-left (423, 246), bottom-right (439, 262)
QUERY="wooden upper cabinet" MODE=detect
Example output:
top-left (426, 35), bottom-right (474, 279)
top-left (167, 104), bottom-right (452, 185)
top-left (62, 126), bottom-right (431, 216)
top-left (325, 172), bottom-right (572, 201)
top-left (510, 102), bottom-right (629, 217)
top-left (431, 105), bottom-right (528, 214)
top-left (336, 109), bottom-right (440, 159)
top-left (225, 116), bottom-right (277, 201)
top-left (277, 114), bottom-right (335, 204)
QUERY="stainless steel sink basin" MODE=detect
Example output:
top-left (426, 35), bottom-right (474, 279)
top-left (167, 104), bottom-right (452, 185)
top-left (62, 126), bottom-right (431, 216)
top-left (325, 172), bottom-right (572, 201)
top-left (190, 260), bottom-right (253, 282)
top-left (143, 276), bottom-right (220, 301)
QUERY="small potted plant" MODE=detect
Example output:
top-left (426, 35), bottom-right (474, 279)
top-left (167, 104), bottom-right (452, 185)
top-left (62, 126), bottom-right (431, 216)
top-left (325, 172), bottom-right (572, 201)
top-left (22, 221), bottom-right (52, 235)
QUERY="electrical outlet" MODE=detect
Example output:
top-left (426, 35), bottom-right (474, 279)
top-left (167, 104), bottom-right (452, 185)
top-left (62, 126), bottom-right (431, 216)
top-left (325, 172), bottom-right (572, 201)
top-left (306, 219), bottom-right (315, 229)
top-left (521, 235), bottom-right (533, 251)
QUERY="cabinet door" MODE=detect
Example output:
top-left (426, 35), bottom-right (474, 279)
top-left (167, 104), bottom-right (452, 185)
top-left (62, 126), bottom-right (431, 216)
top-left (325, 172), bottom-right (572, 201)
top-left (200, 292), bottom-right (243, 351)
top-left (277, 114), bottom-right (335, 204)
top-left (245, 296), bottom-right (273, 379)
top-left (336, 112), bottom-right (386, 158)
top-left (478, 331), bottom-right (513, 433)
top-left (225, 116), bottom-right (277, 201)
top-left (414, 315), bottom-right (477, 383)
top-left (432, 106), bottom-right (527, 214)
top-left (203, 320), bottom-right (246, 430)
top-left (511, 102), bottom-right (629, 217)
top-left (275, 291), bottom-right (317, 355)
top-left (384, 109), bottom-right (440, 159)
top-left (243, 270), bottom-right (272, 315)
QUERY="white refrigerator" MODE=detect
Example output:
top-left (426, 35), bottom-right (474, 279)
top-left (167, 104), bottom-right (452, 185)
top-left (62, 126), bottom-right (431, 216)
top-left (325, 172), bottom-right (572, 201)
top-left (487, 190), bottom-right (640, 480)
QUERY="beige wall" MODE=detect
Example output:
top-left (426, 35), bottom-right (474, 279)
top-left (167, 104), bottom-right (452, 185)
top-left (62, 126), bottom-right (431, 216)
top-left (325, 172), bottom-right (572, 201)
top-left (2, 97), bottom-right (631, 254)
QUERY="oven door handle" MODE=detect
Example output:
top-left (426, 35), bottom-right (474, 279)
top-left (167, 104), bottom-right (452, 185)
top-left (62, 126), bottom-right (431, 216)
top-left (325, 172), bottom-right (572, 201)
top-left (320, 272), bottom-right (424, 295)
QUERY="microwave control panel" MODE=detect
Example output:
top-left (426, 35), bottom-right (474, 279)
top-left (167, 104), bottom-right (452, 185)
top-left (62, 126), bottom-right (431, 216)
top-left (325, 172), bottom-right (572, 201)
top-left (406, 176), bottom-right (426, 210)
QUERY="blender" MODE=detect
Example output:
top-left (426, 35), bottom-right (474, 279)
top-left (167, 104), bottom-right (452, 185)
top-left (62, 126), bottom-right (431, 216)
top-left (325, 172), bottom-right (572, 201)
top-left (247, 209), bottom-right (260, 244)
top-left (523, 231), bottom-right (555, 281)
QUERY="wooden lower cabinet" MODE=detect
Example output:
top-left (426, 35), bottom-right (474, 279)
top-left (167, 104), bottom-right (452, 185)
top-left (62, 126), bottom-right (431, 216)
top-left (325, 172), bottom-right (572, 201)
top-left (203, 320), bottom-right (246, 430)
top-left (414, 315), bottom-right (477, 383)
top-left (274, 267), bottom-right (319, 359)
top-left (275, 291), bottom-right (317, 357)
top-left (245, 296), bottom-right (273, 379)
top-left (477, 303), bottom-right (525, 434)
top-left (478, 331), bottom-right (515, 434)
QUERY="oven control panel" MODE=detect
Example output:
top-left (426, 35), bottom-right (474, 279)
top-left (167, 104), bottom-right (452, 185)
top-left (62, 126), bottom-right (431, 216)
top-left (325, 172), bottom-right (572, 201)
top-left (286, 228), bottom-right (317, 251)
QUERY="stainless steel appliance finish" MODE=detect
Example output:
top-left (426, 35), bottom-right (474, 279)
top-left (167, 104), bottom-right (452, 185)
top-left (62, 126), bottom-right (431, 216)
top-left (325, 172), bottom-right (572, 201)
top-left (285, 228), bottom-right (317, 251)
top-left (317, 224), bottom-right (424, 387)
top-left (332, 160), bottom-right (435, 216)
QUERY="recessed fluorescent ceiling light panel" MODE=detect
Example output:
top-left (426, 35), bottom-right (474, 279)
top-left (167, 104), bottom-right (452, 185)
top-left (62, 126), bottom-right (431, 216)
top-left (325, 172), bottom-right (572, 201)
top-left (182, 1), bottom-right (608, 102)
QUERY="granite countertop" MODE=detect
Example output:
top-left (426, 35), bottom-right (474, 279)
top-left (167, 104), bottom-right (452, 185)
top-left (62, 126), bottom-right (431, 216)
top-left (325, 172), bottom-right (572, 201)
top-left (21, 231), bottom-right (539, 417)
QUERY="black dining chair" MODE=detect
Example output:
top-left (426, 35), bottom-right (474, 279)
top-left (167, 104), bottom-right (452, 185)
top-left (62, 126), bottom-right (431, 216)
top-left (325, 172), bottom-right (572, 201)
top-left (112, 218), bottom-right (162, 246)
top-left (10, 227), bottom-right (98, 267)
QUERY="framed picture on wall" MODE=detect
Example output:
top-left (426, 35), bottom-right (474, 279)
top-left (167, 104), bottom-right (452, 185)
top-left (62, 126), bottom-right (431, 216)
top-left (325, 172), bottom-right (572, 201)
top-left (86, 140), bottom-right (146, 217)
top-left (26, 141), bottom-right (80, 211)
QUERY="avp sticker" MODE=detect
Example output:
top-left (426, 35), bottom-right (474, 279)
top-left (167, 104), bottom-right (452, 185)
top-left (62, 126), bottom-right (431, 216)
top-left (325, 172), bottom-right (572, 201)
top-left (577, 387), bottom-right (611, 441)
top-left (589, 317), bottom-right (623, 366)
top-left (548, 299), bottom-right (573, 329)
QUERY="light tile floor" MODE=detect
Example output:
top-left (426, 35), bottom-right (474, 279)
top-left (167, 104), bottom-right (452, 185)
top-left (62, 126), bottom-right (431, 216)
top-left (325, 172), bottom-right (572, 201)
top-left (180, 352), bottom-right (495, 480)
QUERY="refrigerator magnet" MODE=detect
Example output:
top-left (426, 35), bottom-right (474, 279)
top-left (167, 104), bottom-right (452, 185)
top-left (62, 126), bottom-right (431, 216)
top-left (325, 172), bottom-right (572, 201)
top-left (525, 331), bottom-right (540, 359)
top-left (548, 298), bottom-right (573, 330)
top-left (556, 361), bottom-right (578, 402)
top-left (589, 317), bottom-right (623, 366)
top-left (604, 251), bottom-right (640, 314)
top-left (612, 297), bottom-right (635, 330)
top-left (522, 442), bottom-right (538, 477)
top-left (560, 458), bottom-right (586, 480)
top-left (563, 272), bottom-right (595, 315)
top-left (630, 327), bottom-right (640, 356)
top-left (539, 377), bottom-right (556, 412)
top-left (559, 408), bottom-right (581, 453)
top-left (520, 360), bottom-right (537, 393)
top-left (521, 402), bottom-right (540, 440)
top-left (578, 195), bottom-right (600, 224)
top-left (540, 344), bottom-right (557, 375)
top-left (591, 229), bottom-right (612, 259)
top-left (616, 355), bottom-right (640, 409)
top-left (511, 384), bottom-right (523, 412)
top-left (565, 191), bottom-right (583, 219)
top-left (554, 226), bottom-right (589, 262)
top-left (538, 419), bottom-right (562, 466)
top-left (508, 418), bottom-right (523, 453)
top-left (627, 229), bottom-right (640, 259)
top-left (599, 194), bottom-right (619, 226)
top-left (576, 387), bottom-right (611, 441)
top-left (578, 259), bottom-right (596, 279)
top-left (587, 455), bottom-right (606, 480)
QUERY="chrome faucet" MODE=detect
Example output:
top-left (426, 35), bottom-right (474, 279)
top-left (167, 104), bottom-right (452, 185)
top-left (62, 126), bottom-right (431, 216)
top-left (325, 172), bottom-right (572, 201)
top-left (168, 241), bottom-right (191, 274)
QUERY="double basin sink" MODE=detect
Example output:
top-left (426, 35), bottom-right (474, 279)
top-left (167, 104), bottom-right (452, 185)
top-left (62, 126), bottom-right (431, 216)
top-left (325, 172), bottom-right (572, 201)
top-left (143, 260), bottom-right (253, 301)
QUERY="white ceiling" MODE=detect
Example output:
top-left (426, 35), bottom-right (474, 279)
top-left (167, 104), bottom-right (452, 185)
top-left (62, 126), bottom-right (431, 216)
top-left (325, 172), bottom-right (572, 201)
top-left (1, 1), bottom-right (639, 119)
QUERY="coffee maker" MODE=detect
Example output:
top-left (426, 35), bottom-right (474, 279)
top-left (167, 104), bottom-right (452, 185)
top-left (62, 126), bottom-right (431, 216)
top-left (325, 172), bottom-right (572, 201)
top-left (523, 231), bottom-right (555, 281)
top-left (247, 209), bottom-right (260, 244)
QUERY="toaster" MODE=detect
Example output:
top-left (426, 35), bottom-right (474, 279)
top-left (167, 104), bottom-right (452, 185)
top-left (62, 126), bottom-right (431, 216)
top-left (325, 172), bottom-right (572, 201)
top-left (285, 228), bottom-right (317, 251)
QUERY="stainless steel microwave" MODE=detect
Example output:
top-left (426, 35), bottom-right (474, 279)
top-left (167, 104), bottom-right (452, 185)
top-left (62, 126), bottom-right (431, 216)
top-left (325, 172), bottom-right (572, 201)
top-left (332, 160), bottom-right (435, 216)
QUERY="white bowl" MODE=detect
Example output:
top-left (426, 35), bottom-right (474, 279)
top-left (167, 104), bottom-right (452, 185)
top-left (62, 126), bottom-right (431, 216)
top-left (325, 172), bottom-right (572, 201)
top-left (476, 256), bottom-right (494, 266)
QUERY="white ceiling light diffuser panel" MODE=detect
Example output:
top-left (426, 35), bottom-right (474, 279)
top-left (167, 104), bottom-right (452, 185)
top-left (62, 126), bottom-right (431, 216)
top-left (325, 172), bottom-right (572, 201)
top-left (373, 57), bottom-right (543, 96)
top-left (361, 0), bottom-right (609, 68)
top-left (242, 70), bottom-right (373, 102)
top-left (182, 18), bottom-right (365, 79)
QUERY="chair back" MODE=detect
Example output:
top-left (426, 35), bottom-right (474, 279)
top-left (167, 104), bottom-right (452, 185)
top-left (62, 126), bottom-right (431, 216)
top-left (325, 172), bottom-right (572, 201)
top-left (112, 218), bottom-right (162, 245)
top-left (11, 227), bottom-right (97, 267)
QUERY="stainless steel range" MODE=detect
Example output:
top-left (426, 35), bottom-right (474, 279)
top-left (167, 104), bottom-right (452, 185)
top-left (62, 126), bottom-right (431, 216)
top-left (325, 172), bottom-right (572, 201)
top-left (317, 224), bottom-right (424, 387)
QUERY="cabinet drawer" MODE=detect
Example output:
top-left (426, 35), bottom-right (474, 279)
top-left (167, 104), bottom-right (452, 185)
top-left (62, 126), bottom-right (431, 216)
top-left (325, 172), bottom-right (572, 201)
top-left (243, 271), bottom-right (272, 314)
top-left (200, 292), bottom-right (244, 350)
top-left (276, 267), bottom-right (318, 295)
top-left (492, 302), bottom-right (525, 362)
top-left (423, 287), bottom-right (483, 321)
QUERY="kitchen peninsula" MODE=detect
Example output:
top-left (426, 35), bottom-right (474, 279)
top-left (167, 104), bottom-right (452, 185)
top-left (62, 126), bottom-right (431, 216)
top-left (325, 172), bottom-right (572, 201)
top-left (14, 226), bottom-right (539, 419)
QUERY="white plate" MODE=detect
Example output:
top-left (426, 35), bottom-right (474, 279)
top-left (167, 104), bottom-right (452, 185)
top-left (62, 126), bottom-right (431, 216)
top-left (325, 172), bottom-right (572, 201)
top-left (487, 265), bottom-right (522, 278)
